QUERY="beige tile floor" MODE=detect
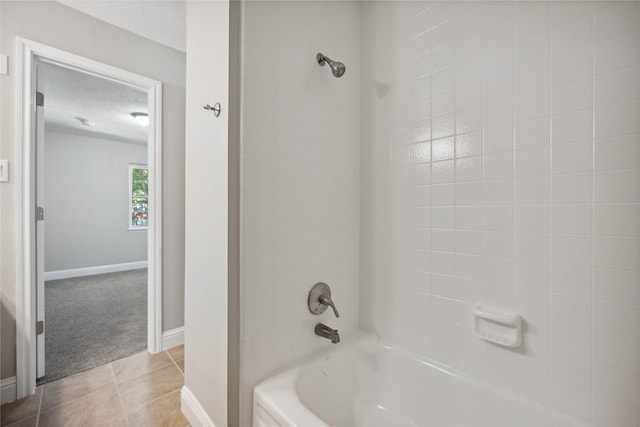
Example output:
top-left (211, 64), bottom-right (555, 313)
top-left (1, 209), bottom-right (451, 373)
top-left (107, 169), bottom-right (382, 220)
top-left (0, 345), bottom-right (187, 427)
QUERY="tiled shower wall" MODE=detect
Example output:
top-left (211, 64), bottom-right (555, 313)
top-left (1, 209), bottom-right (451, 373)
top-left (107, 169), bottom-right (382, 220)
top-left (239, 1), bottom-right (360, 424)
top-left (359, 1), bottom-right (639, 425)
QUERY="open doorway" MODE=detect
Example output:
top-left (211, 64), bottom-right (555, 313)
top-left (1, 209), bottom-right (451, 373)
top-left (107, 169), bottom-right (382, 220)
top-left (15, 38), bottom-right (163, 396)
top-left (35, 61), bottom-right (151, 384)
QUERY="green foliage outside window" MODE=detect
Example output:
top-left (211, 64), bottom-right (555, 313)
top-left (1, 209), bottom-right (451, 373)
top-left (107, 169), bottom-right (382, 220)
top-left (131, 166), bottom-right (149, 228)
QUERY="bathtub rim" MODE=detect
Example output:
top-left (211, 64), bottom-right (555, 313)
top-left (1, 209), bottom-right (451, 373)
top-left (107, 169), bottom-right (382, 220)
top-left (253, 331), bottom-right (594, 427)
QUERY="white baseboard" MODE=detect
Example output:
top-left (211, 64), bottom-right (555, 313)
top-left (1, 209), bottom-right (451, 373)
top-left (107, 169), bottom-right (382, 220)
top-left (181, 385), bottom-right (216, 427)
top-left (44, 261), bottom-right (148, 281)
top-left (1, 376), bottom-right (16, 404)
top-left (162, 326), bottom-right (184, 350)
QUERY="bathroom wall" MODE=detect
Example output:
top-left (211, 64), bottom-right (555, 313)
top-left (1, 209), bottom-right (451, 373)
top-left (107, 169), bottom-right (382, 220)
top-left (239, 1), bottom-right (361, 424)
top-left (360, 2), bottom-right (640, 425)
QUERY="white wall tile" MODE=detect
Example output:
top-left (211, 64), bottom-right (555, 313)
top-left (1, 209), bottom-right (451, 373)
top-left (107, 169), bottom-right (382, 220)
top-left (483, 179), bottom-right (513, 205)
top-left (552, 45), bottom-right (592, 85)
top-left (484, 124), bottom-right (514, 154)
top-left (482, 206), bottom-right (513, 232)
top-left (483, 257), bottom-right (514, 287)
top-left (595, 204), bottom-right (640, 238)
top-left (516, 58), bottom-right (551, 94)
top-left (551, 173), bottom-right (592, 204)
top-left (594, 134), bottom-right (640, 171)
top-left (456, 206), bottom-right (482, 230)
top-left (552, 141), bottom-right (593, 175)
top-left (456, 181), bottom-right (482, 206)
top-left (514, 3), bottom-right (550, 41)
top-left (456, 132), bottom-right (483, 158)
top-left (515, 146), bottom-right (550, 177)
top-left (595, 99), bottom-right (640, 139)
top-left (551, 204), bottom-right (592, 235)
top-left (515, 287), bottom-right (549, 321)
top-left (551, 2), bottom-right (592, 27)
top-left (550, 322), bottom-right (592, 360)
top-left (456, 106), bottom-right (483, 136)
top-left (551, 294), bottom-right (592, 330)
top-left (593, 331), bottom-right (640, 373)
top-left (594, 30), bottom-right (640, 75)
top-left (484, 97), bottom-right (514, 129)
top-left (515, 176), bottom-right (550, 205)
top-left (548, 381), bottom-right (591, 421)
top-left (592, 397), bottom-right (639, 427)
top-left (514, 232), bottom-right (550, 263)
top-left (515, 88), bottom-right (550, 123)
top-left (514, 205), bottom-right (550, 233)
top-left (354, 3), bottom-right (640, 426)
top-left (594, 301), bottom-right (640, 341)
top-left (432, 160), bottom-right (455, 184)
top-left (515, 31), bottom-right (550, 68)
top-left (594, 236), bottom-right (640, 271)
top-left (552, 77), bottom-right (593, 115)
top-left (514, 260), bottom-right (550, 292)
top-left (549, 352), bottom-right (592, 389)
top-left (594, 169), bottom-right (640, 203)
top-left (551, 263), bottom-right (592, 299)
top-left (594, 267), bottom-right (640, 307)
top-left (551, 108), bottom-right (592, 144)
top-left (594, 2), bottom-right (640, 43)
top-left (241, 1), bottom-right (361, 424)
top-left (551, 12), bottom-right (593, 55)
top-left (594, 64), bottom-right (640, 107)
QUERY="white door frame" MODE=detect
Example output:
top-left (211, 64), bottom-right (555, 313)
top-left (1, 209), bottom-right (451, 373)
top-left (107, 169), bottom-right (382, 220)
top-left (14, 37), bottom-right (163, 399)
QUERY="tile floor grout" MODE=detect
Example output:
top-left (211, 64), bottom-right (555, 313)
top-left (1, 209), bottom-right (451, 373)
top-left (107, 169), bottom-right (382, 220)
top-left (110, 362), bottom-right (131, 427)
top-left (35, 384), bottom-right (43, 426)
top-left (1, 345), bottom-right (187, 427)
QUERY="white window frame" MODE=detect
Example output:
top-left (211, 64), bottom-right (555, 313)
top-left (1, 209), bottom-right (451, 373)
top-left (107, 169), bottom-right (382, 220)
top-left (129, 163), bottom-right (149, 231)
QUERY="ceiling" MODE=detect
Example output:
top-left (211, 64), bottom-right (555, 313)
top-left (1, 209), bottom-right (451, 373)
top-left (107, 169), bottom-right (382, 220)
top-left (41, 62), bottom-right (149, 144)
top-left (57, 0), bottom-right (186, 52)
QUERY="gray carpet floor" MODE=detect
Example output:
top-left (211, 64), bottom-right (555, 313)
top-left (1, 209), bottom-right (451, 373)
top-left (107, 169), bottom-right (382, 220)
top-left (38, 268), bottom-right (147, 385)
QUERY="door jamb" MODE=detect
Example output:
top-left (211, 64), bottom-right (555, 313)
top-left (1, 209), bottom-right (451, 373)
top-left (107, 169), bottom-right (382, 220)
top-left (14, 37), bottom-right (163, 399)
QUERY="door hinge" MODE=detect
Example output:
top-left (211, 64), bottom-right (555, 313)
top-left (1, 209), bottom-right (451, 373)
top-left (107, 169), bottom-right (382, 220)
top-left (36, 206), bottom-right (44, 221)
top-left (36, 320), bottom-right (44, 335)
top-left (36, 91), bottom-right (44, 107)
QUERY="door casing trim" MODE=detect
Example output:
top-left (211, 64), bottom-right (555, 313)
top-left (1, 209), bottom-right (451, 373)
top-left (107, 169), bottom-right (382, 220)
top-left (14, 37), bottom-right (163, 398)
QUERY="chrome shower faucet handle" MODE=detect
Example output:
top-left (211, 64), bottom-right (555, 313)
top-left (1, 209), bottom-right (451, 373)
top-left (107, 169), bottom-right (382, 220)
top-left (308, 282), bottom-right (340, 318)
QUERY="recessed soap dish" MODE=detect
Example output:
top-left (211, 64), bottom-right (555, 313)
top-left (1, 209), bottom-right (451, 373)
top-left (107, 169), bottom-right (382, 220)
top-left (473, 303), bottom-right (522, 348)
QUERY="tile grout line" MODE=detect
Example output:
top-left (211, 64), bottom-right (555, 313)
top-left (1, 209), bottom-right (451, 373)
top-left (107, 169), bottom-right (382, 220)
top-left (36, 384), bottom-right (44, 425)
top-left (110, 362), bottom-right (131, 427)
top-left (171, 357), bottom-right (185, 377)
top-left (166, 348), bottom-right (185, 375)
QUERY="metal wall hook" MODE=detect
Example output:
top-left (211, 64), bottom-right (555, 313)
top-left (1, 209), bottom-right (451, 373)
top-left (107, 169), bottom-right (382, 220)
top-left (204, 103), bottom-right (221, 117)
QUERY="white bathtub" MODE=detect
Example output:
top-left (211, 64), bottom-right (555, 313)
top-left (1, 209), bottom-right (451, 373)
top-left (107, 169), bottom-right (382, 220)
top-left (253, 333), bottom-right (590, 427)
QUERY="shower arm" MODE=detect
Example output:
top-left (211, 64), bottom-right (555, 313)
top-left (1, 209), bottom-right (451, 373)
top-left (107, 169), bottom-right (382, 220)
top-left (317, 53), bottom-right (330, 66)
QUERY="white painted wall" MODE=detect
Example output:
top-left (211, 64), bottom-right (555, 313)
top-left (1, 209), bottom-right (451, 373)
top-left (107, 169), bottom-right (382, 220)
top-left (44, 130), bottom-right (147, 273)
top-left (0, 1), bottom-right (185, 382)
top-left (183, 2), bottom-right (230, 426)
top-left (238, 1), bottom-right (361, 425)
top-left (359, 2), bottom-right (640, 426)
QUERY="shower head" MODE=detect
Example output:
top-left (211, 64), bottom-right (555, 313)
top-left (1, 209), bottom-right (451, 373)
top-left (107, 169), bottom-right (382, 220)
top-left (317, 53), bottom-right (346, 78)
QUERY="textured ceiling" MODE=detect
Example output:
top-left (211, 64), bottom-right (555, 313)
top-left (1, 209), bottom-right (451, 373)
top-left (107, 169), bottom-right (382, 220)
top-left (57, 0), bottom-right (186, 52)
top-left (41, 62), bottom-right (148, 144)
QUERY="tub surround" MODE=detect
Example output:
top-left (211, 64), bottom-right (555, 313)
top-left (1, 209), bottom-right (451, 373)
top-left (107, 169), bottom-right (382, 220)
top-left (254, 334), bottom-right (590, 427)
top-left (241, 1), bottom-right (640, 426)
top-left (239, 2), bottom-right (361, 425)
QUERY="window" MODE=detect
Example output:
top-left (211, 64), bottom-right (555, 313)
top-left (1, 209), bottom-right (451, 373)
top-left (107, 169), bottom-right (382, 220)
top-left (129, 164), bottom-right (148, 230)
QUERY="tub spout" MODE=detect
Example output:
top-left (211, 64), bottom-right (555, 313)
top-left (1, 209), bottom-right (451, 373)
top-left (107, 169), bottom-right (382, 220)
top-left (315, 323), bottom-right (340, 344)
